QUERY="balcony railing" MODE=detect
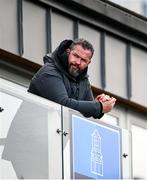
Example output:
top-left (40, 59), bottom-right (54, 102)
top-left (0, 78), bottom-right (130, 179)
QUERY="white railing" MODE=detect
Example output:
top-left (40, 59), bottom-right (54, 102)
top-left (0, 78), bottom-right (130, 179)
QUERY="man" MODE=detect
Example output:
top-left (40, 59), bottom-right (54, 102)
top-left (28, 38), bottom-right (116, 118)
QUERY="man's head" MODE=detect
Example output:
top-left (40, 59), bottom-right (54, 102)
top-left (66, 38), bottom-right (94, 77)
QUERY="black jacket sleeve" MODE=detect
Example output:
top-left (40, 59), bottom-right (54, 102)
top-left (29, 73), bottom-right (103, 119)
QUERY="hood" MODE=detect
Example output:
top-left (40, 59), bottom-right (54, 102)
top-left (44, 39), bottom-right (88, 81)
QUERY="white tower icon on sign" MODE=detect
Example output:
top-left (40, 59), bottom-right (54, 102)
top-left (90, 129), bottom-right (103, 176)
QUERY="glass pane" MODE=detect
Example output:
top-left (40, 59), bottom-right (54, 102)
top-left (0, 78), bottom-right (62, 179)
top-left (0, 0), bottom-right (18, 53)
top-left (100, 114), bottom-right (119, 126)
top-left (79, 23), bottom-right (101, 87)
top-left (105, 35), bottom-right (127, 98)
top-left (121, 129), bottom-right (131, 179)
top-left (131, 46), bottom-right (147, 107)
top-left (0, 92), bottom-right (23, 139)
top-left (23, 1), bottom-right (46, 64)
top-left (132, 125), bottom-right (147, 179)
top-left (52, 12), bottom-right (74, 51)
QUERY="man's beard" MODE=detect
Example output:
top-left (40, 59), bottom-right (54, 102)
top-left (68, 65), bottom-right (81, 77)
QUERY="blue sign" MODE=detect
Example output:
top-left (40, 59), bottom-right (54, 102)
top-left (72, 115), bottom-right (122, 179)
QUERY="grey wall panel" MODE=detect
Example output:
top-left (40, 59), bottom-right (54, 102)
top-left (131, 46), bottom-right (147, 107)
top-left (105, 35), bottom-right (127, 98)
top-left (51, 12), bottom-right (74, 51)
top-left (23, 1), bottom-right (46, 65)
top-left (0, 0), bottom-right (18, 53)
top-left (79, 23), bottom-right (101, 88)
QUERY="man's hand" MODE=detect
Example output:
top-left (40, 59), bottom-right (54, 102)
top-left (95, 93), bottom-right (116, 113)
top-left (96, 94), bottom-right (111, 102)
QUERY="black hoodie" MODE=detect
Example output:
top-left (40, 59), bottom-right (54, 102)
top-left (28, 39), bottom-right (103, 118)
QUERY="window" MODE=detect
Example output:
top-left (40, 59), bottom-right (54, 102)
top-left (132, 125), bottom-right (147, 179)
top-left (128, 110), bottom-right (147, 180)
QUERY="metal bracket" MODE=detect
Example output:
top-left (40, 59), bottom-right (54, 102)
top-left (56, 129), bottom-right (68, 136)
top-left (0, 107), bottom-right (4, 112)
top-left (56, 129), bottom-right (62, 134)
top-left (63, 131), bottom-right (69, 136)
top-left (122, 153), bottom-right (128, 158)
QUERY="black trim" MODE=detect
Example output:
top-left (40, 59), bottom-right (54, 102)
top-left (100, 31), bottom-right (106, 89)
top-left (17, 0), bottom-right (24, 56)
top-left (46, 8), bottom-right (52, 53)
top-left (73, 19), bottom-right (79, 39)
top-left (126, 43), bottom-right (132, 99)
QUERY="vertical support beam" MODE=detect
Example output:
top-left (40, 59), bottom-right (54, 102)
top-left (17, 0), bottom-right (24, 56)
top-left (46, 8), bottom-right (52, 53)
top-left (73, 19), bottom-right (79, 39)
top-left (100, 31), bottom-right (106, 89)
top-left (61, 105), bottom-right (64, 180)
top-left (126, 42), bottom-right (132, 99)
